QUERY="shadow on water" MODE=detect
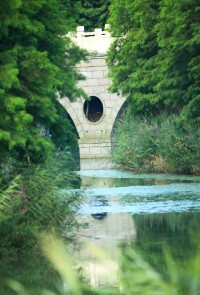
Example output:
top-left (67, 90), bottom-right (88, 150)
top-left (90, 196), bottom-right (109, 220)
top-left (133, 211), bottom-right (200, 279)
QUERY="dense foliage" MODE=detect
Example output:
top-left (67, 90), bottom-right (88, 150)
top-left (107, 0), bottom-right (200, 123)
top-left (79, 0), bottom-right (110, 31)
top-left (0, 0), bottom-right (86, 164)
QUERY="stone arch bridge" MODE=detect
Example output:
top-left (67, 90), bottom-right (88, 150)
top-left (59, 26), bottom-right (125, 169)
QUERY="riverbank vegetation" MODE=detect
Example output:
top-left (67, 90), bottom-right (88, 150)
top-left (112, 114), bottom-right (200, 174)
top-left (0, 155), bottom-right (82, 294)
top-left (108, 0), bottom-right (200, 174)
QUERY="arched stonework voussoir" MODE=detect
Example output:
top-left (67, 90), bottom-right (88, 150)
top-left (105, 95), bottom-right (126, 138)
top-left (59, 97), bottom-right (84, 139)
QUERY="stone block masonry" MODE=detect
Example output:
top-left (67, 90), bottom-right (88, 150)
top-left (59, 26), bottom-right (126, 169)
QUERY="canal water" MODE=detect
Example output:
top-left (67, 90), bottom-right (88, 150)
top-left (73, 170), bottom-right (200, 288)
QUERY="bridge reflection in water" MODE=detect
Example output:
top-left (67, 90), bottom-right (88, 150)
top-left (74, 174), bottom-right (136, 288)
top-left (75, 212), bottom-right (136, 288)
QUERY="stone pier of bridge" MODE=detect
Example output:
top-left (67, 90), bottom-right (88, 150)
top-left (59, 26), bottom-right (125, 170)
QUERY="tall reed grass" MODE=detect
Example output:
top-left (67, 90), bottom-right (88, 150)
top-left (112, 115), bottom-right (200, 175)
top-left (0, 153), bottom-right (82, 294)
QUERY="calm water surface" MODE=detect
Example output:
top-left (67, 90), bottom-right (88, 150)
top-left (74, 170), bottom-right (200, 287)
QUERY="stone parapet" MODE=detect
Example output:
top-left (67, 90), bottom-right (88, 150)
top-left (68, 25), bottom-right (114, 54)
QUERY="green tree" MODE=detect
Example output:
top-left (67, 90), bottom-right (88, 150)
top-left (107, 0), bottom-right (200, 121)
top-left (0, 0), bottom-right (86, 163)
top-left (79, 0), bottom-right (110, 31)
top-left (107, 0), bottom-right (160, 115)
top-left (155, 0), bottom-right (200, 122)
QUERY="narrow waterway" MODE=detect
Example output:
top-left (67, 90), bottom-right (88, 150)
top-left (73, 170), bottom-right (200, 288)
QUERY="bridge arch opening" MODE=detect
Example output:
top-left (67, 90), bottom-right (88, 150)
top-left (83, 96), bottom-right (104, 123)
top-left (50, 103), bottom-right (80, 170)
top-left (111, 101), bottom-right (128, 151)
